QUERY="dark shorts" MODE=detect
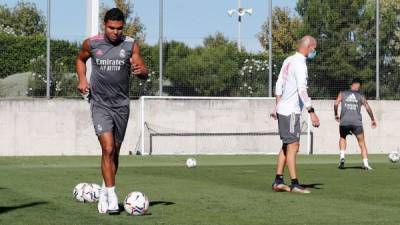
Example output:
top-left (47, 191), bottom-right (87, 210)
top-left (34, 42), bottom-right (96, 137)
top-left (339, 125), bottom-right (364, 138)
top-left (90, 103), bottom-right (130, 144)
top-left (278, 113), bottom-right (301, 144)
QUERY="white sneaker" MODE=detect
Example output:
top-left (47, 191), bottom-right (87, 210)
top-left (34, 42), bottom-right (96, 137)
top-left (107, 191), bottom-right (119, 215)
top-left (97, 188), bottom-right (108, 214)
top-left (363, 165), bottom-right (373, 170)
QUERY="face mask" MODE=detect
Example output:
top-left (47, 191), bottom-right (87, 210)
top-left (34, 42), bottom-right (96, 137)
top-left (307, 49), bottom-right (317, 60)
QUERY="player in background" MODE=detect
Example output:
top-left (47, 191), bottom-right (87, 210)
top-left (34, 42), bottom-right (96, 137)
top-left (271, 36), bottom-right (320, 194)
top-left (76, 8), bottom-right (148, 214)
top-left (334, 78), bottom-right (377, 170)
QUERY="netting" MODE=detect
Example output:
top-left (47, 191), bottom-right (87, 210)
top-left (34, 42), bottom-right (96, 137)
top-left (0, 0), bottom-right (398, 99)
top-left (135, 97), bottom-right (313, 155)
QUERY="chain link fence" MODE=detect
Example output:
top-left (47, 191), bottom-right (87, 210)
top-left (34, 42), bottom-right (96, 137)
top-left (0, 0), bottom-right (399, 99)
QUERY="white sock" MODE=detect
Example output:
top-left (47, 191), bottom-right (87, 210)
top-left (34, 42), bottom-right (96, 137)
top-left (100, 180), bottom-right (107, 196)
top-left (340, 150), bottom-right (345, 159)
top-left (106, 186), bottom-right (116, 195)
top-left (363, 158), bottom-right (369, 167)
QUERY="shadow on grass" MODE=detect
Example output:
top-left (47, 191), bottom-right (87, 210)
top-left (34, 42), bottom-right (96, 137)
top-left (0, 201), bottom-right (48, 214)
top-left (301, 183), bottom-right (324, 189)
top-left (150, 201), bottom-right (175, 206)
top-left (117, 201), bottom-right (175, 216)
top-left (341, 166), bottom-right (364, 170)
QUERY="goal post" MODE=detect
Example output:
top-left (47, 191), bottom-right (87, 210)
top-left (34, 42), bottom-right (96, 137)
top-left (138, 96), bottom-right (313, 155)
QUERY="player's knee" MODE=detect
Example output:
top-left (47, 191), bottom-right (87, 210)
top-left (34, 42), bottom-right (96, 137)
top-left (101, 145), bottom-right (115, 157)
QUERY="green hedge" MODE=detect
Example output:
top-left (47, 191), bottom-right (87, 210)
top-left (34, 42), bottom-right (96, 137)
top-left (0, 33), bottom-right (79, 78)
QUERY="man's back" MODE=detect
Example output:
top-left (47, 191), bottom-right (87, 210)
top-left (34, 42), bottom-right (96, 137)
top-left (340, 90), bottom-right (364, 126)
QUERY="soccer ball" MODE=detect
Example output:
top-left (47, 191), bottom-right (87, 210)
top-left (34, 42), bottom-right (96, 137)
top-left (186, 158), bottom-right (197, 168)
top-left (73, 183), bottom-right (88, 202)
top-left (83, 183), bottom-right (101, 203)
top-left (124, 192), bottom-right (149, 216)
top-left (388, 151), bottom-right (400, 163)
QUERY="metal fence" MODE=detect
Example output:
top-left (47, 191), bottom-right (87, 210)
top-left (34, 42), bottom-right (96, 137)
top-left (0, 0), bottom-right (399, 99)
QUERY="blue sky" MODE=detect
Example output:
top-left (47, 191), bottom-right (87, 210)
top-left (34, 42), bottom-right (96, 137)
top-left (2, 0), bottom-right (297, 52)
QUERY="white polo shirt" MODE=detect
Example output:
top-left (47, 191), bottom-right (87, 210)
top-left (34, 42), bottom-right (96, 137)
top-left (275, 52), bottom-right (312, 116)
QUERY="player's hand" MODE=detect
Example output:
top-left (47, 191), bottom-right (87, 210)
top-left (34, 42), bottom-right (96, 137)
top-left (335, 116), bottom-right (340, 123)
top-left (371, 120), bottom-right (377, 129)
top-left (270, 111), bottom-right (278, 120)
top-left (130, 58), bottom-right (148, 77)
top-left (77, 79), bottom-right (90, 94)
top-left (310, 112), bottom-right (320, 128)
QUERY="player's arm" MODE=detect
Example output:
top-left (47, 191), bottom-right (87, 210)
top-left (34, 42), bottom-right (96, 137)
top-left (334, 92), bottom-right (342, 122)
top-left (295, 62), bottom-right (320, 127)
top-left (271, 71), bottom-right (283, 120)
top-left (75, 39), bottom-right (91, 94)
top-left (362, 97), bottom-right (377, 128)
top-left (130, 42), bottom-right (148, 80)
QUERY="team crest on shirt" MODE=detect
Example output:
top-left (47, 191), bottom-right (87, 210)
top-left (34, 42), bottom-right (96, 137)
top-left (97, 124), bottom-right (103, 132)
top-left (120, 49), bottom-right (126, 58)
top-left (96, 49), bottom-right (104, 56)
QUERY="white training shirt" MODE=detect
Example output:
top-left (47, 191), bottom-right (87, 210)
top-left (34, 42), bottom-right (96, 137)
top-left (275, 52), bottom-right (312, 116)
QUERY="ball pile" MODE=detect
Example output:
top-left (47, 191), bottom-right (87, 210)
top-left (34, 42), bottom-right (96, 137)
top-left (73, 183), bottom-right (101, 203)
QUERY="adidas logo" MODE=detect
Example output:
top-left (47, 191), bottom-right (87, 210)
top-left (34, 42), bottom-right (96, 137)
top-left (345, 93), bottom-right (358, 103)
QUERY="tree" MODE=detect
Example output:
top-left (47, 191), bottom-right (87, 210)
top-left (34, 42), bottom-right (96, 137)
top-left (100, 0), bottom-right (145, 42)
top-left (258, 7), bottom-right (301, 55)
top-left (295, 0), bottom-right (374, 98)
top-left (369, 0), bottom-right (400, 99)
top-left (0, 2), bottom-right (46, 36)
top-left (164, 33), bottom-right (242, 96)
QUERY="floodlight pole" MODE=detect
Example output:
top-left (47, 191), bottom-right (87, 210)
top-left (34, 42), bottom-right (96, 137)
top-left (376, 0), bottom-right (380, 99)
top-left (86, 0), bottom-right (99, 85)
top-left (46, 0), bottom-right (51, 99)
top-left (159, 0), bottom-right (164, 96)
top-left (238, 0), bottom-right (242, 52)
top-left (268, 0), bottom-right (272, 97)
top-left (228, 0), bottom-right (252, 52)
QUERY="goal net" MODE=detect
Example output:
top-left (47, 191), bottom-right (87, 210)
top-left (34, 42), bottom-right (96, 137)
top-left (137, 96), bottom-right (313, 155)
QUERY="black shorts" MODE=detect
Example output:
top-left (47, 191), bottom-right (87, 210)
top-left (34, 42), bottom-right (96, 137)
top-left (339, 125), bottom-right (364, 138)
top-left (90, 103), bottom-right (130, 144)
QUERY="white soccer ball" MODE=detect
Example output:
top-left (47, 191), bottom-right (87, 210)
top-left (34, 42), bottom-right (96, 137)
top-left (388, 151), bottom-right (400, 163)
top-left (73, 183), bottom-right (88, 202)
top-left (186, 158), bottom-right (197, 168)
top-left (124, 191), bottom-right (149, 216)
top-left (82, 183), bottom-right (101, 203)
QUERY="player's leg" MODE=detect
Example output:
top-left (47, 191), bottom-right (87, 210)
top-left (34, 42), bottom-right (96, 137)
top-left (113, 142), bottom-right (121, 173)
top-left (104, 134), bottom-right (119, 214)
top-left (97, 131), bottom-right (118, 214)
top-left (338, 126), bottom-right (349, 169)
top-left (355, 129), bottom-right (372, 170)
top-left (106, 105), bottom-right (130, 213)
top-left (272, 146), bottom-right (290, 192)
top-left (285, 141), bottom-right (308, 193)
top-left (91, 104), bottom-right (116, 213)
top-left (100, 132), bottom-right (117, 186)
top-left (111, 105), bottom-right (129, 174)
top-left (286, 113), bottom-right (309, 194)
top-left (272, 114), bottom-right (291, 192)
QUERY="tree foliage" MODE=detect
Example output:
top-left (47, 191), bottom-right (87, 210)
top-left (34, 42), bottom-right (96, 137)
top-left (100, 0), bottom-right (146, 42)
top-left (0, 2), bottom-right (45, 36)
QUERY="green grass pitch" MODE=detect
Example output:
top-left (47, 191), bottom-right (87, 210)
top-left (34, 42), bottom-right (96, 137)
top-left (0, 155), bottom-right (399, 225)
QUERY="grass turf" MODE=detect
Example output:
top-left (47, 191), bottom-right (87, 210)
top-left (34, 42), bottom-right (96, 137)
top-left (0, 155), bottom-right (399, 225)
